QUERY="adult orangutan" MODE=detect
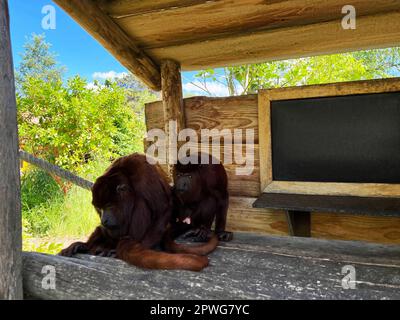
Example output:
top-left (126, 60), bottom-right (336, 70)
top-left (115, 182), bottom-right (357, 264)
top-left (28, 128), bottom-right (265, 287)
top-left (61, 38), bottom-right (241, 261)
top-left (59, 153), bottom-right (217, 271)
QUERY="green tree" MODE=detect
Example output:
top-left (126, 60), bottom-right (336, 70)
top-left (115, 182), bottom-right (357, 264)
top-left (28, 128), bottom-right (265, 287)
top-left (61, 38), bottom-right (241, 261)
top-left (16, 35), bottom-right (152, 173)
top-left (192, 48), bottom-right (400, 95)
top-left (353, 48), bottom-right (400, 77)
top-left (17, 76), bottom-right (140, 172)
top-left (16, 34), bottom-right (65, 90)
top-left (114, 74), bottom-right (159, 152)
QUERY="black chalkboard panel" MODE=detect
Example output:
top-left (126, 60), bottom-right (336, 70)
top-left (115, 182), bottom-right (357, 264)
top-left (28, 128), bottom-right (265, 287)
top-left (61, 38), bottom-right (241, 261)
top-left (271, 92), bottom-right (400, 183)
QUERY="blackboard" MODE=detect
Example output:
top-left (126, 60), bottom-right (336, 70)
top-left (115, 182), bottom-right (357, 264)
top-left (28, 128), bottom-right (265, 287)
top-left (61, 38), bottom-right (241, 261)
top-left (271, 92), bottom-right (400, 184)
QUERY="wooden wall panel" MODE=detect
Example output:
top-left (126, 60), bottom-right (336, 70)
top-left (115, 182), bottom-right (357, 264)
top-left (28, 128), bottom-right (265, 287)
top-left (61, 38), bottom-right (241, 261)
top-left (227, 197), bottom-right (289, 236)
top-left (145, 94), bottom-right (400, 245)
top-left (228, 198), bottom-right (400, 244)
top-left (225, 165), bottom-right (260, 198)
top-left (312, 213), bottom-right (400, 245)
top-left (144, 139), bottom-right (261, 197)
top-left (146, 95), bottom-right (259, 143)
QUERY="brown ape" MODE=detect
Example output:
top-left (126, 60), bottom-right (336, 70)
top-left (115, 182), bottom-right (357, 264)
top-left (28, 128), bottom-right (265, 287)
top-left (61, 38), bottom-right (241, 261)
top-left (59, 153), bottom-right (217, 271)
top-left (172, 153), bottom-right (233, 242)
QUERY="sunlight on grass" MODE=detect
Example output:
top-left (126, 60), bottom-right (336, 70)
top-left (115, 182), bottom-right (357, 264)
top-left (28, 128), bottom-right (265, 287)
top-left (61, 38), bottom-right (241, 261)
top-left (47, 186), bottom-right (100, 238)
top-left (22, 158), bottom-right (110, 253)
top-left (48, 187), bottom-right (99, 237)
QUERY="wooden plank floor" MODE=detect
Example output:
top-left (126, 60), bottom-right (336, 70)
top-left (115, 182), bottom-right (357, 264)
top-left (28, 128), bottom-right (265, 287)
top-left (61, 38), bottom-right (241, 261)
top-left (23, 233), bottom-right (400, 300)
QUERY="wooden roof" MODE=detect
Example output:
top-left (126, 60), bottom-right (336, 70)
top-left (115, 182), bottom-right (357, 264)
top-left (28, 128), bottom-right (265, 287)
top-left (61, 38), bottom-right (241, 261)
top-left (54, 0), bottom-right (400, 91)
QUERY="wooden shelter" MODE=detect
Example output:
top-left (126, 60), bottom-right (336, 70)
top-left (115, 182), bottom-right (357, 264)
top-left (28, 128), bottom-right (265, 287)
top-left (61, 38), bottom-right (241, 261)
top-left (1, 0), bottom-right (400, 300)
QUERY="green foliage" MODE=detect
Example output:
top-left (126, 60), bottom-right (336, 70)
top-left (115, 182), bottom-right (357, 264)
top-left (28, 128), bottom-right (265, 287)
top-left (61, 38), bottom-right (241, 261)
top-left (21, 169), bottom-right (63, 212)
top-left (193, 48), bottom-right (400, 95)
top-left (22, 160), bottom-right (106, 238)
top-left (45, 159), bottom-right (106, 238)
top-left (46, 185), bottom-right (100, 238)
top-left (353, 48), bottom-right (400, 77)
top-left (17, 76), bottom-right (141, 172)
top-left (17, 35), bottom-right (152, 172)
top-left (22, 218), bottom-right (63, 254)
top-left (16, 34), bottom-right (64, 89)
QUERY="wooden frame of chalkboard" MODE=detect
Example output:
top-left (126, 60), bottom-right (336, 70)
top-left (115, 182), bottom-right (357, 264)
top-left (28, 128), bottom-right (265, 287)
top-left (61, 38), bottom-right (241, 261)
top-left (258, 77), bottom-right (400, 198)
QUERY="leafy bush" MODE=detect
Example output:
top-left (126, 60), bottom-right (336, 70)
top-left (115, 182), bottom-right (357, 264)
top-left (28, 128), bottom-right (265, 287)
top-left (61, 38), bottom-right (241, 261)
top-left (17, 76), bottom-right (142, 173)
top-left (21, 168), bottom-right (63, 212)
top-left (21, 168), bottom-right (64, 235)
top-left (22, 159), bottom-right (106, 238)
top-left (22, 218), bottom-right (63, 254)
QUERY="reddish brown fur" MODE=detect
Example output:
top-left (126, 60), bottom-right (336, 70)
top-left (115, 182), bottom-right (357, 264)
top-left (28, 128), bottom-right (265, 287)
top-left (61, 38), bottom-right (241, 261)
top-left (59, 153), bottom-right (216, 271)
top-left (171, 153), bottom-right (233, 242)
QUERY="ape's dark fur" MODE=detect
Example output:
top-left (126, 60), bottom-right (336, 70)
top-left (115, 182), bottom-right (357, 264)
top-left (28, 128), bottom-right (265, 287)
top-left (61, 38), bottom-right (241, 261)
top-left (172, 153), bottom-right (233, 242)
top-left (59, 153), bottom-right (217, 271)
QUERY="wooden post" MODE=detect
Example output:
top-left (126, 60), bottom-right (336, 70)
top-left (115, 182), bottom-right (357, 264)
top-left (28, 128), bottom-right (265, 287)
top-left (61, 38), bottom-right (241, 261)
top-left (161, 60), bottom-right (185, 172)
top-left (0, 0), bottom-right (23, 300)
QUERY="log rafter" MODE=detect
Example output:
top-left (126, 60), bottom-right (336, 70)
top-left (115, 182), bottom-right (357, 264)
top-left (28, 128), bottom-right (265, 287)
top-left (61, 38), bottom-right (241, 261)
top-left (53, 0), bottom-right (161, 91)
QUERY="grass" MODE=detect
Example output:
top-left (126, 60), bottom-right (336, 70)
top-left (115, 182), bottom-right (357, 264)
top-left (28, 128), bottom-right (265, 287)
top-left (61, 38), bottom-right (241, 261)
top-left (21, 158), bottom-right (110, 253)
top-left (46, 185), bottom-right (100, 238)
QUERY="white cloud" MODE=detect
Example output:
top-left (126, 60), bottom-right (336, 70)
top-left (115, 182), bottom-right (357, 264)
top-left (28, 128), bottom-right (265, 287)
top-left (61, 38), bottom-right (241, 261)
top-left (86, 82), bottom-right (96, 90)
top-left (85, 82), bottom-right (105, 91)
top-left (183, 81), bottom-right (229, 97)
top-left (92, 71), bottom-right (128, 80)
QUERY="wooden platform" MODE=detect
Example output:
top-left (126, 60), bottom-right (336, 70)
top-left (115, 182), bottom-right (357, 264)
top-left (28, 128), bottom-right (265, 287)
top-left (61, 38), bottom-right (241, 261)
top-left (23, 233), bottom-right (400, 300)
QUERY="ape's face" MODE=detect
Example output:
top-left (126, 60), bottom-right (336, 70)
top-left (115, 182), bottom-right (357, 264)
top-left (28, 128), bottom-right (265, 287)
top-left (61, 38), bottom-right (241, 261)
top-left (174, 171), bottom-right (202, 203)
top-left (175, 173), bottom-right (192, 193)
top-left (92, 172), bottom-right (134, 239)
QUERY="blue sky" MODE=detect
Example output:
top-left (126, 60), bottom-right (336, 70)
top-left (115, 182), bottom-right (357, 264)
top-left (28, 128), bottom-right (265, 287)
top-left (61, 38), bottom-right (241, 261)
top-left (8, 0), bottom-right (228, 95)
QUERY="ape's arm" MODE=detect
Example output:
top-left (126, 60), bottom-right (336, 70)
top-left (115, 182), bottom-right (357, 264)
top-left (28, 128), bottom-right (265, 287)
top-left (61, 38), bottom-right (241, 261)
top-left (214, 194), bottom-right (233, 241)
top-left (59, 226), bottom-right (117, 257)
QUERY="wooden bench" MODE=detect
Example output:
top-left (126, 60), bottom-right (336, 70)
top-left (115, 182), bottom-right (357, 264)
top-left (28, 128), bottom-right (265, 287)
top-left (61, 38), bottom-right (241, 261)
top-left (254, 193), bottom-right (400, 237)
top-left (23, 233), bottom-right (400, 300)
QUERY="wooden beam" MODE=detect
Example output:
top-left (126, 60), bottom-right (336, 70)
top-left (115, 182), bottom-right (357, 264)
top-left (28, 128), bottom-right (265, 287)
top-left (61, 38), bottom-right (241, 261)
top-left (148, 11), bottom-right (400, 70)
top-left (114, 0), bottom-right (400, 49)
top-left (260, 77), bottom-right (400, 101)
top-left (258, 90), bottom-right (272, 193)
top-left (161, 60), bottom-right (185, 168)
top-left (53, 0), bottom-right (161, 91)
top-left (97, 0), bottom-right (210, 18)
top-left (0, 0), bottom-right (23, 300)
